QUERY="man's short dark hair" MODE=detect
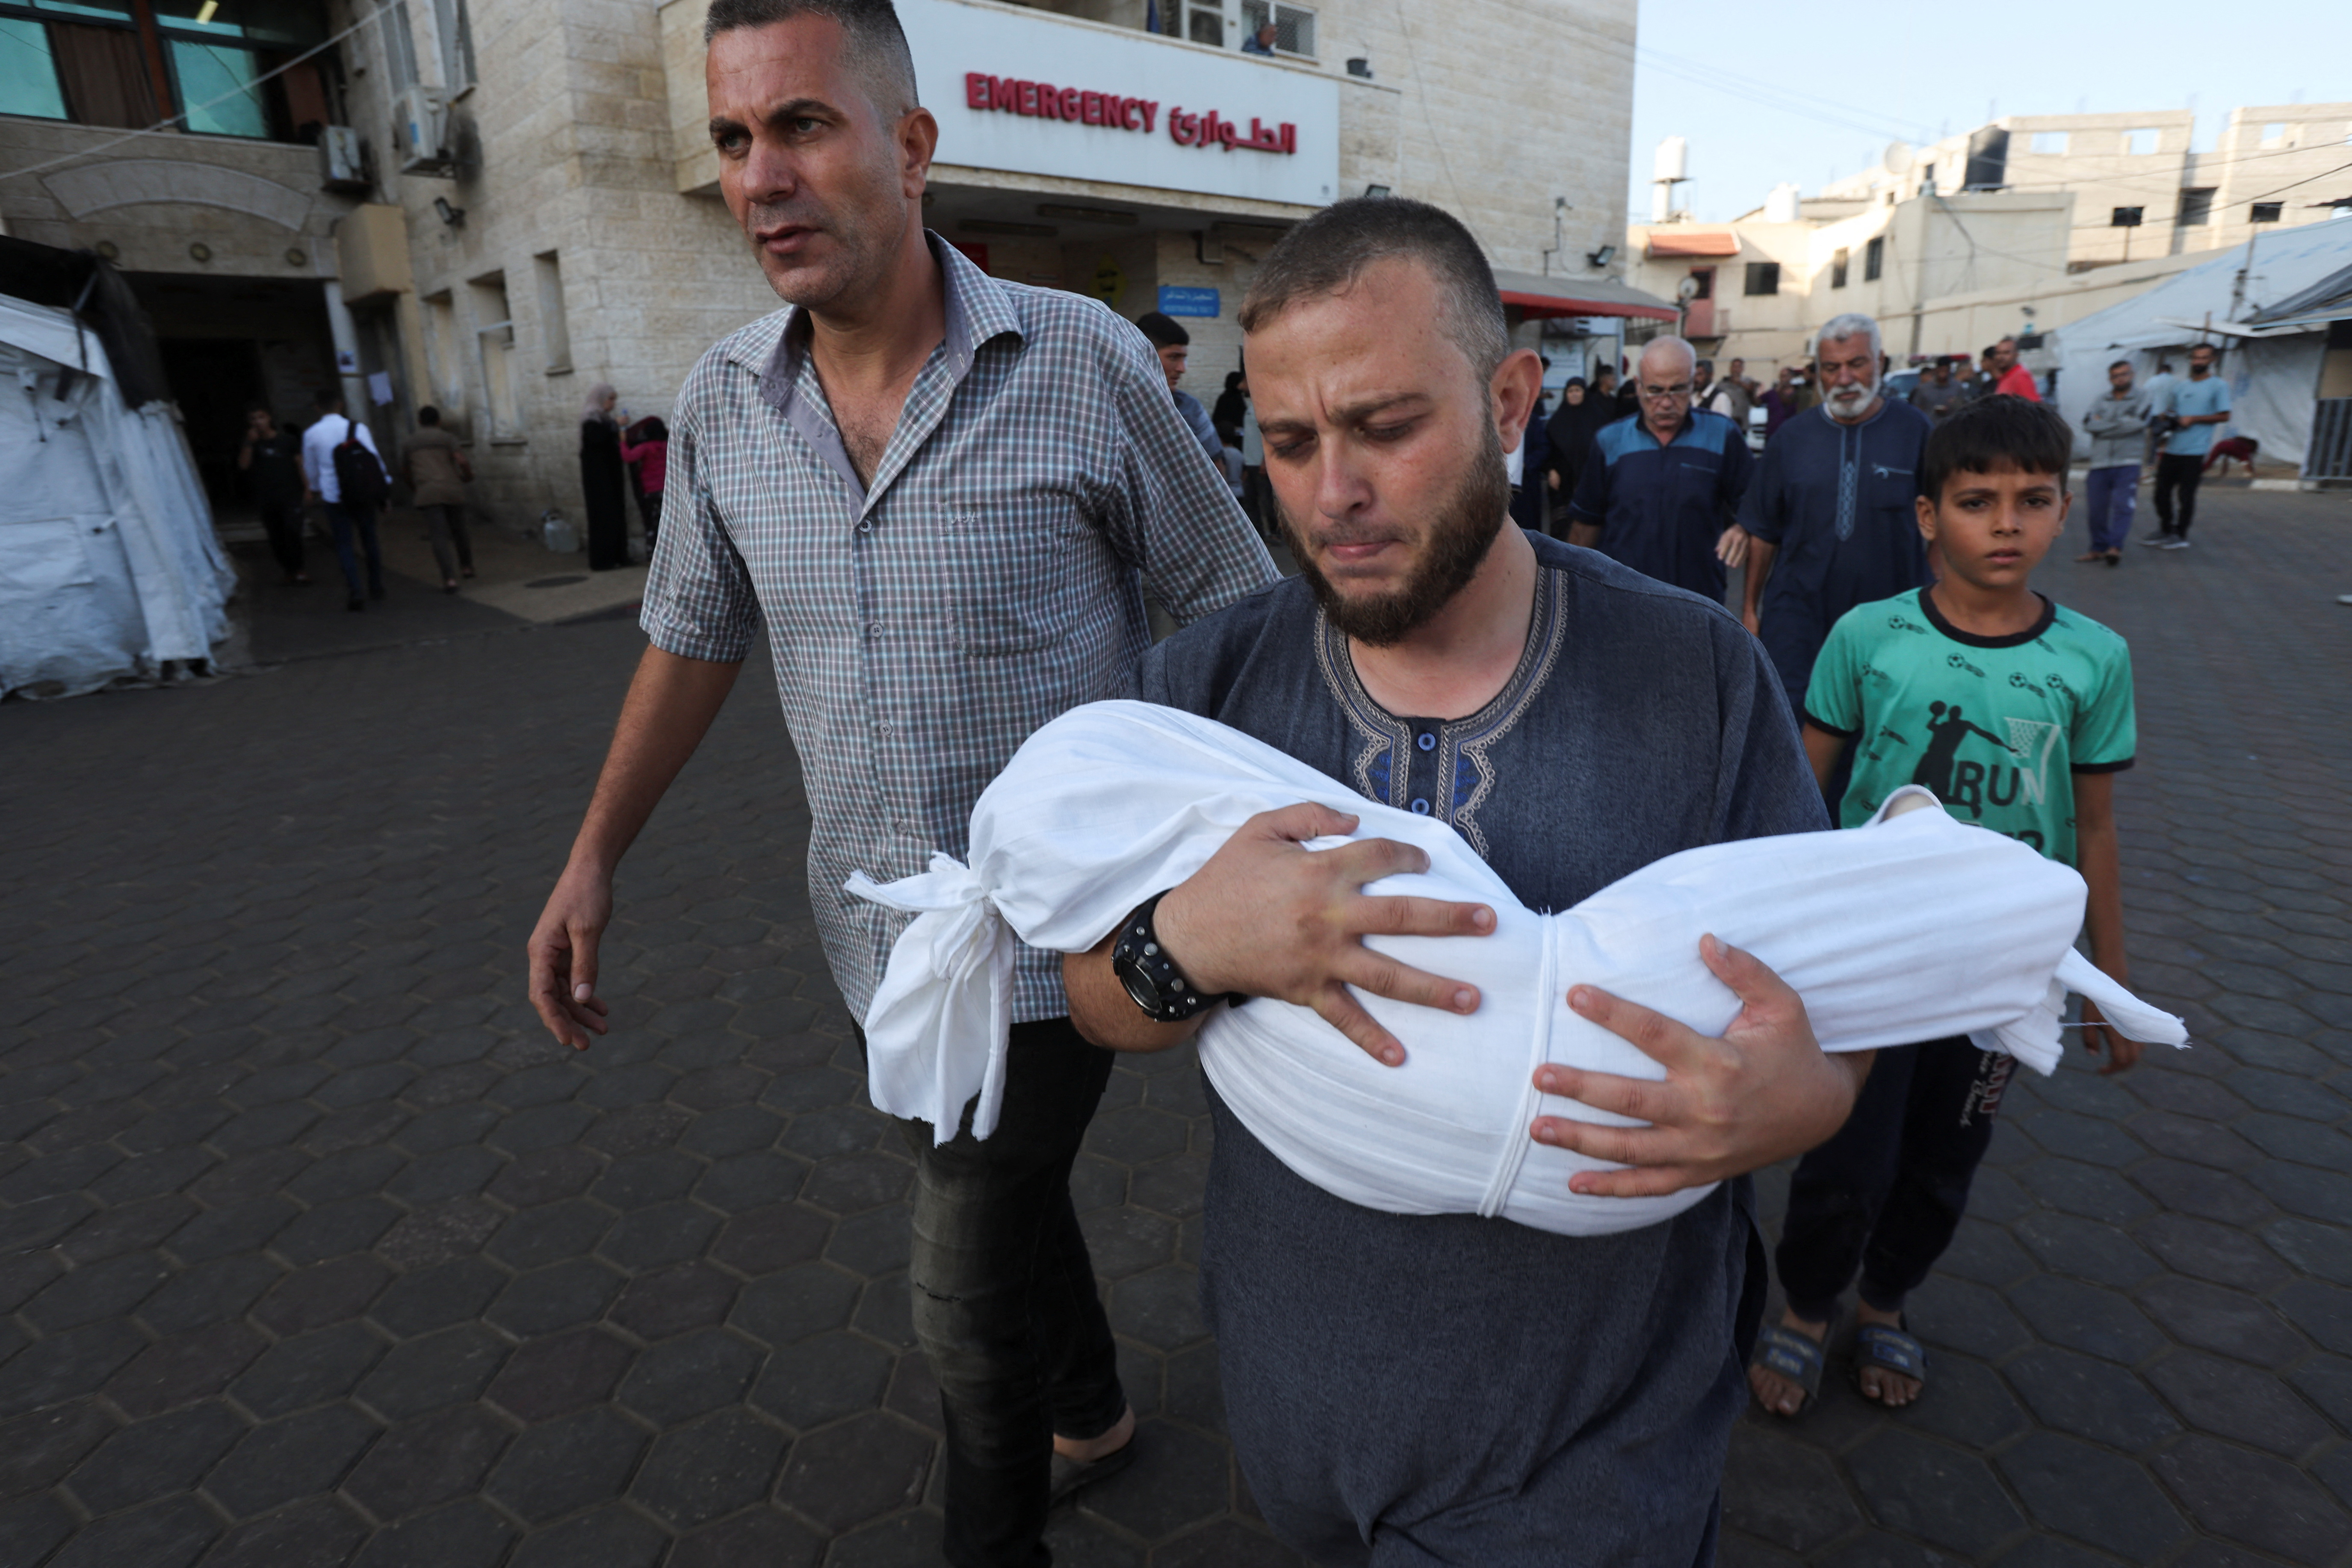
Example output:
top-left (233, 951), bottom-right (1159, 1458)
top-left (1981, 344), bottom-right (2000, 360)
top-left (418, 405), bottom-right (441, 426)
top-left (1240, 196), bottom-right (1507, 378)
top-left (703, 0), bottom-right (918, 117)
top-left (1134, 311), bottom-right (1189, 349)
top-left (1921, 395), bottom-right (2074, 501)
top-left (2107, 360), bottom-right (2131, 373)
top-left (313, 388), bottom-right (343, 411)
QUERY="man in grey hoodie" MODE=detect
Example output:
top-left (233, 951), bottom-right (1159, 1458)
top-left (2078, 360), bottom-right (2149, 564)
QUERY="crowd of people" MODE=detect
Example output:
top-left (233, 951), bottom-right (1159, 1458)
top-left (514, 4), bottom-right (2175, 1565)
top-left (230, 382), bottom-right (673, 607)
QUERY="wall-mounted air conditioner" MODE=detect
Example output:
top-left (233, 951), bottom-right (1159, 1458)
top-left (318, 126), bottom-right (369, 192)
top-left (393, 86), bottom-right (455, 176)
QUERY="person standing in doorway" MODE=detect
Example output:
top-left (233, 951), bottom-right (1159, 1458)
top-left (1134, 310), bottom-right (1225, 469)
top-left (239, 406), bottom-right (309, 586)
top-left (578, 383), bottom-right (631, 570)
top-left (621, 416), bottom-right (670, 553)
top-left (523, 5), bottom-right (1276, 1565)
top-left (1727, 313), bottom-right (1933, 715)
top-left (300, 388), bottom-right (389, 611)
top-left (2146, 342), bottom-right (2228, 550)
top-left (2077, 360), bottom-right (2148, 566)
top-left (403, 405), bottom-right (476, 593)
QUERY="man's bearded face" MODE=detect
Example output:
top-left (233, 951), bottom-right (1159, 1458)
top-left (1279, 413), bottom-right (1510, 648)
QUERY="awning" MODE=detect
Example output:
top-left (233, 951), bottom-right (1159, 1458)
top-left (1643, 230), bottom-right (1740, 260)
top-left (1489, 268), bottom-right (1679, 323)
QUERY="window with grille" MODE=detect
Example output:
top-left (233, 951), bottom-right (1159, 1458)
top-left (2177, 188), bottom-right (2214, 227)
top-left (1830, 248), bottom-right (1848, 289)
top-left (2251, 202), bottom-right (2283, 224)
top-left (1743, 261), bottom-right (1779, 296)
top-left (1864, 235), bottom-right (1883, 281)
top-left (1240, 0), bottom-right (1314, 56)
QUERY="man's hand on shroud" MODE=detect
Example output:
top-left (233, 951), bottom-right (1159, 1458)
top-left (1153, 801), bottom-right (1495, 1067)
top-left (1526, 934), bottom-right (1866, 1197)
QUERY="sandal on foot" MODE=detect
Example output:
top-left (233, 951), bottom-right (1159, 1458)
top-left (1749, 1324), bottom-right (1826, 1417)
top-left (1852, 1322), bottom-right (1928, 1404)
top-left (1048, 1436), bottom-right (1137, 1509)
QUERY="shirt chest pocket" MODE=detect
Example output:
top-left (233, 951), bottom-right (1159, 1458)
top-left (946, 494), bottom-right (1092, 656)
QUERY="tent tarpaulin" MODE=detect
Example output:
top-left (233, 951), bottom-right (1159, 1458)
top-left (1, 293), bottom-right (235, 699)
top-left (2050, 222), bottom-right (2352, 470)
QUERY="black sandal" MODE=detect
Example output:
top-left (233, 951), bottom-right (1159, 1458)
top-left (1749, 1324), bottom-right (1826, 1417)
top-left (1852, 1322), bottom-right (1929, 1404)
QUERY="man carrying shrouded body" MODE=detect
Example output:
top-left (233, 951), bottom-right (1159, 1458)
top-left (1725, 311), bottom-right (1934, 716)
top-left (522, 3), bottom-right (1276, 1564)
top-left (1063, 197), bottom-right (1867, 1565)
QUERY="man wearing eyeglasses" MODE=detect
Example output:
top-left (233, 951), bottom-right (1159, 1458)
top-left (1566, 335), bottom-right (1756, 602)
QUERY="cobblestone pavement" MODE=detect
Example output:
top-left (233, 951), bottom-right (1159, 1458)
top-left (1, 489), bottom-right (2348, 1568)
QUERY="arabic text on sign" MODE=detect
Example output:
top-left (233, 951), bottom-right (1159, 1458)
top-left (1167, 110), bottom-right (1296, 154)
top-left (960, 71), bottom-right (1296, 157)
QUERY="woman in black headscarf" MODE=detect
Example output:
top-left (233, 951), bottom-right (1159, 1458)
top-left (1541, 377), bottom-right (1613, 538)
top-left (579, 383), bottom-right (630, 570)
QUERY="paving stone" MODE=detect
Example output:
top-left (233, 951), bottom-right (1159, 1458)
top-left (483, 1328), bottom-right (635, 1422)
top-left (205, 1402), bottom-right (381, 1517)
top-left (485, 1407), bottom-right (650, 1524)
top-left (0, 1492), bottom-right (83, 1568)
top-left (347, 1499), bottom-right (514, 1568)
top-left (66, 1399), bottom-right (248, 1515)
top-left (600, 1200), bottom-right (721, 1270)
top-left (253, 1255), bottom-right (395, 1336)
top-left (2005, 1275), bottom-right (2167, 1365)
top-left (2136, 1277), bottom-right (2310, 1367)
top-left (2015, 1212), bottom-right (2161, 1289)
top-left (2001, 1345), bottom-right (2181, 1451)
top-left (2135, 1213), bottom-right (2293, 1291)
top-left (2274, 1279), bottom-right (2352, 1357)
top-left (200, 1496), bottom-right (370, 1568)
top-left (751, 1329), bottom-right (895, 1430)
top-left (355, 1324), bottom-right (511, 1422)
top-left (340, 1405), bottom-right (513, 1523)
top-left (0, 1402), bottom-right (119, 1494)
top-left (504, 1506), bottom-right (671, 1568)
top-left (633, 1406), bottom-right (789, 1527)
top-left (609, 1261), bottom-right (740, 1342)
top-left (45, 1493), bottom-right (219, 1568)
top-left (487, 1259), bottom-right (625, 1337)
top-left (1899, 1350), bottom-right (2027, 1450)
top-left (775, 1410), bottom-right (936, 1533)
top-left (733, 1262), bottom-right (861, 1346)
top-left (233, 1322), bottom-right (386, 1418)
top-left (712, 1204), bottom-right (830, 1275)
top-left (665, 1506), bottom-right (825, 1568)
top-left (615, 1329), bottom-right (763, 1426)
top-left (2146, 1349), bottom-right (2334, 1458)
top-left (367, 1256), bottom-right (508, 1338)
top-left (1995, 1430), bottom-right (2189, 1562)
top-left (0, 1317), bottom-right (150, 1418)
top-left (2152, 1433), bottom-right (2352, 1563)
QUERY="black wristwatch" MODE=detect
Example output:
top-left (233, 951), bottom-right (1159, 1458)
top-left (1111, 892), bottom-right (1235, 1022)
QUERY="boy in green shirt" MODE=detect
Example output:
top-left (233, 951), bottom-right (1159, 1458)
top-left (1749, 395), bottom-right (2147, 1417)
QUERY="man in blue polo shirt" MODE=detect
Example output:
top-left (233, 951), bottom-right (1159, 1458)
top-left (1568, 335), bottom-right (1755, 602)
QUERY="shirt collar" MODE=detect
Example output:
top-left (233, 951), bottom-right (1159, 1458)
top-left (744, 230), bottom-right (1023, 413)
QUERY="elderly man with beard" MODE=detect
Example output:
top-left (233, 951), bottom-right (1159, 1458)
top-left (1726, 312), bottom-right (1934, 715)
top-left (523, 2), bottom-right (1276, 1562)
top-left (1063, 197), bottom-right (1865, 1566)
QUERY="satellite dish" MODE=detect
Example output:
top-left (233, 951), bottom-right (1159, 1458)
top-left (1883, 140), bottom-right (1915, 175)
top-left (1676, 276), bottom-right (1702, 301)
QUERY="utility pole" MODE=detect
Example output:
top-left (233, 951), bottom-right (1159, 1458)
top-left (2228, 227), bottom-right (2258, 322)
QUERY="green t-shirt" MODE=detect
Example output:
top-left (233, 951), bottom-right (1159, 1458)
top-left (1804, 589), bottom-right (2136, 865)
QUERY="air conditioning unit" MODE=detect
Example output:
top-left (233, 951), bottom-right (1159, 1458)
top-left (393, 86), bottom-right (454, 176)
top-left (317, 125), bottom-right (369, 192)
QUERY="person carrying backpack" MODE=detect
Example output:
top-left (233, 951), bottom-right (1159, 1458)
top-left (300, 388), bottom-right (392, 611)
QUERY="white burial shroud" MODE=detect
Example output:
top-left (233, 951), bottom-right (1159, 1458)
top-left (847, 700), bottom-right (2186, 1239)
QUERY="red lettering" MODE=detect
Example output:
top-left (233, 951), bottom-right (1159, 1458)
top-left (964, 72), bottom-right (989, 109)
top-left (1140, 99), bottom-right (1158, 132)
top-left (1037, 81), bottom-right (1059, 120)
top-left (1080, 90), bottom-right (1100, 125)
top-left (1058, 86), bottom-right (1079, 120)
top-left (1167, 108), bottom-right (1189, 145)
top-left (1018, 80), bottom-right (1037, 115)
top-left (990, 76), bottom-right (1018, 112)
top-left (1121, 97), bottom-right (1140, 130)
top-left (1279, 121), bottom-right (1295, 154)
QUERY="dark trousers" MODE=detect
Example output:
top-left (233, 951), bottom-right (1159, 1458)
top-left (635, 489), bottom-right (662, 549)
top-left (326, 501), bottom-right (384, 599)
top-left (423, 503), bottom-right (473, 581)
top-left (2083, 464), bottom-right (2138, 552)
top-left (1775, 1036), bottom-right (2012, 1324)
top-left (896, 1017), bottom-right (1126, 1568)
top-left (260, 501), bottom-right (306, 578)
top-left (2153, 452), bottom-right (2205, 538)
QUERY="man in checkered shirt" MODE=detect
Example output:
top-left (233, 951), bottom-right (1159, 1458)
top-left (525, 2), bottom-right (1274, 1561)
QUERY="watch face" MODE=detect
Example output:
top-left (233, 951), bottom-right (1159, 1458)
top-left (1117, 957), bottom-right (1164, 1014)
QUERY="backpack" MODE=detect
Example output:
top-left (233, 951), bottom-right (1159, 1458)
top-left (331, 417), bottom-right (387, 507)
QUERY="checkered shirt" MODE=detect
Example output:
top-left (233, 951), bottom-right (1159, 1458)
top-left (642, 236), bottom-right (1278, 1026)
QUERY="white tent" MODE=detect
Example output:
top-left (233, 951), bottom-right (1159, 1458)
top-left (2050, 221), bottom-right (2352, 472)
top-left (0, 294), bottom-right (236, 699)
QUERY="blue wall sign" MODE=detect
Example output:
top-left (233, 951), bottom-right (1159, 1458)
top-left (1157, 286), bottom-right (1221, 318)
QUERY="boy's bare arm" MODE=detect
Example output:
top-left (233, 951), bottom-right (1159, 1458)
top-left (1800, 723), bottom-right (1846, 794)
top-left (2071, 771), bottom-right (2140, 1073)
